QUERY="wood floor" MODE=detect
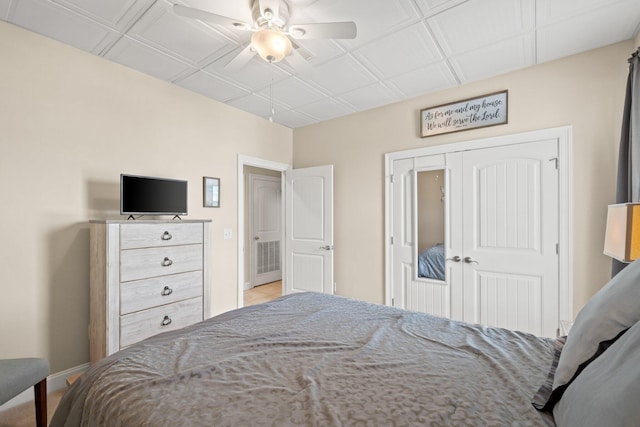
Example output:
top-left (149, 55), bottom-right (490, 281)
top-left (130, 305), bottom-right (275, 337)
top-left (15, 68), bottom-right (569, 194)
top-left (1, 281), bottom-right (282, 426)
top-left (0, 387), bottom-right (66, 427)
top-left (244, 280), bottom-right (282, 306)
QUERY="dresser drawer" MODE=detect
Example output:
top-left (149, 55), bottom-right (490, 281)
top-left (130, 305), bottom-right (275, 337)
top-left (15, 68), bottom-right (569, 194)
top-left (120, 223), bottom-right (203, 250)
top-left (120, 271), bottom-right (203, 315)
top-left (120, 297), bottom-right (203, 348)
top-left (120, 244), bottom-right (203, 282)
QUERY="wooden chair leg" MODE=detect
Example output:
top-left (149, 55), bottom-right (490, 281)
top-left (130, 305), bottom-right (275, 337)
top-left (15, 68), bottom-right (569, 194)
top-left (34, 378), bottom-right (47, 427)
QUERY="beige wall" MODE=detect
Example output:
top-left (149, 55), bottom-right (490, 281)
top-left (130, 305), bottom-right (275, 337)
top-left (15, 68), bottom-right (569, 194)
top-left (293, 39), bottom-right (635, 316)
top-left (0, 21), bottom-right (292, 373)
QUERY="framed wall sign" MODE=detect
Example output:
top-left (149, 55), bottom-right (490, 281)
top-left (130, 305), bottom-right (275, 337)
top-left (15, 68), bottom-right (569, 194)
top-left (420, 90), bottom-right (508, 138)
top-left (203, 177), bottom-right (220, 208)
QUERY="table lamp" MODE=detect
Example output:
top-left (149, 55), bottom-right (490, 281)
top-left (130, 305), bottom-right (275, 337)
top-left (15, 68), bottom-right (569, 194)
top-left (603, 203), bottom-right (640, 262)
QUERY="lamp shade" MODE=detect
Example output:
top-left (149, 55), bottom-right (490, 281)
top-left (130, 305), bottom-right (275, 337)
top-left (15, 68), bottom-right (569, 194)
top-left (603, 203), bottom-right (640, 262)
top-left (251, 28), bottom-right (292, 63)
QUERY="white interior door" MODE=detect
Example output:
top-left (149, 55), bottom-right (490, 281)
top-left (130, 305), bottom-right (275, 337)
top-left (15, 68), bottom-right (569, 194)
top-left (391, 158), bottom-right (414, 309)
top-left (392, 155), bottom-right (455, 318)
top-left (250, 174), bottom-right (282, 287)
top-left (284, 165), bottom-right (334, 295)
top-left (460, 139), bottom-right (559, 337)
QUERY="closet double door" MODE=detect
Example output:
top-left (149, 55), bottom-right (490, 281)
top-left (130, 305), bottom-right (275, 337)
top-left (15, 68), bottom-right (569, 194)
top-left (391, 139), bottom-right (559, 338)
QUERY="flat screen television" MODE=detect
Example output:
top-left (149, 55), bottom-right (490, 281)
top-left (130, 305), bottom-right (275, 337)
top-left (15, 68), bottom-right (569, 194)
top-left (120, 174), bottom-right (188, 217)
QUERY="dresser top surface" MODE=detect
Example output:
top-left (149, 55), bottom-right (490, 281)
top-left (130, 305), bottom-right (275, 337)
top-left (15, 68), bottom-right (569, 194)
top-left (90, 219), bottom-right (212, 224)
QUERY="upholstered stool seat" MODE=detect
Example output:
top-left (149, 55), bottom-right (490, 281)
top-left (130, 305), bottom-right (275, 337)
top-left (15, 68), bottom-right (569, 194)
top-left (0, 358), bottom-right (49, 427)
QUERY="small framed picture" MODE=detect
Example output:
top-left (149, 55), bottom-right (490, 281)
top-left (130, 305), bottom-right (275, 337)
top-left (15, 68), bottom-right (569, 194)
top-left (203, 177), bottom-right (220, 208)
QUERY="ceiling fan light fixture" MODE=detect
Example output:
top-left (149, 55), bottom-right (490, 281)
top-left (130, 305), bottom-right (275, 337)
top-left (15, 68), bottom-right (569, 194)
top-left (251, 28), bottom-right (292, 63)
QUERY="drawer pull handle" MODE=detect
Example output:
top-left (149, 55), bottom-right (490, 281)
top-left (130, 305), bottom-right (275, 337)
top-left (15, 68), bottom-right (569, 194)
top-left (161, 231), bottom-right (172, 241)
top-left (161, 257), bottom-right (173, 267)
top-left (161, 286), bottom-right (173, 296)
top-left (161, 315), bottom-right (172, 326)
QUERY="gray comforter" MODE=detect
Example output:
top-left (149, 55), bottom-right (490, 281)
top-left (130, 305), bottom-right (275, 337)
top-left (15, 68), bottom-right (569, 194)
top-left (51, 293), bottom-right (556, 426)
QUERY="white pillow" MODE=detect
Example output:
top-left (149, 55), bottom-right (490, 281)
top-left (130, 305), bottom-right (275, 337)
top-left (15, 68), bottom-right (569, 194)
top-left (544, 258), bottom-right (640, 408)
top-left (553, 319), bottom-right (640, 426)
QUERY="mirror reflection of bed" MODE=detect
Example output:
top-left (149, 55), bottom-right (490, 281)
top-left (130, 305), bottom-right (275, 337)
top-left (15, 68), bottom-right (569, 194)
top-left (417, 169), bottom-right (445, 281)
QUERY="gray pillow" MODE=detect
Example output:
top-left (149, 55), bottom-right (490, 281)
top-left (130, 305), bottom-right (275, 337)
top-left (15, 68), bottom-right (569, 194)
top-left (553, 319), bottom-right (640, 426)
top-left (542, 258), bottom-right (640, 409)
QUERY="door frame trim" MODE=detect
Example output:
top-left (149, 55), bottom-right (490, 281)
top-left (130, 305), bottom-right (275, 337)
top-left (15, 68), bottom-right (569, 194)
top-left (384, 126), bottom-right (573, 324)
top-left (237, 155), bottom-right (290, 308)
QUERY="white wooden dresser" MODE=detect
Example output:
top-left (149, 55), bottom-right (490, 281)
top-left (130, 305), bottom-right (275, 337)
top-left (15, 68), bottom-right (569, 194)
top-left (89, 220), bottom-right (211, 363)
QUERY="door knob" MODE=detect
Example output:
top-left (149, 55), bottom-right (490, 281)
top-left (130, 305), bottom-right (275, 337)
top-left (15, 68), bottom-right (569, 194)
top-left (464, 257), bottom-right (479, 264)
top-left (320, 245), bottom-right (334, 250)
top-left (254, 236), bottom-right (260, 240)
top-left (446, 256), bottom-right (461, 262)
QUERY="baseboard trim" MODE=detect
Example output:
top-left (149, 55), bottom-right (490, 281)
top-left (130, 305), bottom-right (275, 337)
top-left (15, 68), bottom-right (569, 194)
top-left (243, 281), bottom-right (253, 291)
top-left (0, 362), bottom-right (89, 411)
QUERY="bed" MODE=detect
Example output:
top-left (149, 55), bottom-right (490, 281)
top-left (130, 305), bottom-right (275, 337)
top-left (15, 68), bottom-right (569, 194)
top-left (52, 292), bottom-right (559, 426)
top-left (51, 268), bottom-right (640, 426)
top-left (418, 243), bottom-right (445, 280)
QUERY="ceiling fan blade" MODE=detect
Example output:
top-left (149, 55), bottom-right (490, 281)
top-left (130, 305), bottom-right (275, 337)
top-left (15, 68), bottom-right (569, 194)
top-left (225, 44), bottom-right (257, 71)
top-left (284, 48), bottom-right (313, 74)
top-left (288, 22), bottom-right (357, 39)
top-left (173, 4), bottom-right (251, 30)
top-left (258, 0), bottom-right (280, 21)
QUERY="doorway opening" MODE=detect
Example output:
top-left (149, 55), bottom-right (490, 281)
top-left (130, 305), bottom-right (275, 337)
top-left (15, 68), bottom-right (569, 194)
top-left (237, 155), bottom-right (289, 308)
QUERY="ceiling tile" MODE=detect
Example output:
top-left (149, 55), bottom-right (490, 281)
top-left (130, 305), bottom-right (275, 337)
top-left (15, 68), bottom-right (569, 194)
top-left (449, 33), bottom-right (534, 83)
top-left (337, 82), bottom-right (403, 111)
top-left (296, 98), bottom-right (356, 122)
top-left (413, 0), bottom-right (471, 18)
top-left (104, 36), bottom-right (196, 81)
top-left (386, 61), bottom-right (457, 98)
top-left (537, 1), bottom-right (640, 63)
top-left (257, 77), bottom-right (326, 109)
top-left (175, 70), bottom-right (250, 103)
top-left (50, 0), bottom-right (154, 30)
top-left (536, 0), bottom-right (622, 26)
top-left (9, 0), bottom-right (117, 54)
top-left (272, 109), bottom-right (318, 128)
top-left (304, 54), bottom-right (377, 95)
top-left (228, 93), bottom-right (286, 118)
top-left (353, 22), bottom-right (442, 80)
top-left (127, 0), bottom-right (236, 66)
top-left (427, 0), bottom-right (535, 56)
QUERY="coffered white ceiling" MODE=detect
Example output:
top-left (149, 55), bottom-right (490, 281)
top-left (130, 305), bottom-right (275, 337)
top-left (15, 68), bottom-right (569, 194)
top-left (2, 0), bottom-right (640, 128)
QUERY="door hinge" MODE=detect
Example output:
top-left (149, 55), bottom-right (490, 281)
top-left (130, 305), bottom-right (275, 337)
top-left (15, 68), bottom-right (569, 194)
top-left (333, 282), bottom-right (337, 293)
top-left (390, 236), bottom-right (395, 245)
top-left (556, 243), bottom-right (559, 254)
top-left (392, 298), bottom-right (395, 306)
top-left (549, 158), bottom-right (559, 169)
top-left (390, 174), bottom-right (394, 183)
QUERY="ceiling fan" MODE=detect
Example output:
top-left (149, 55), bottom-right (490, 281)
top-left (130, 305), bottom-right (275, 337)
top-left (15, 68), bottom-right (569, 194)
top-left (173, 0), bottom-right (357, 71)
